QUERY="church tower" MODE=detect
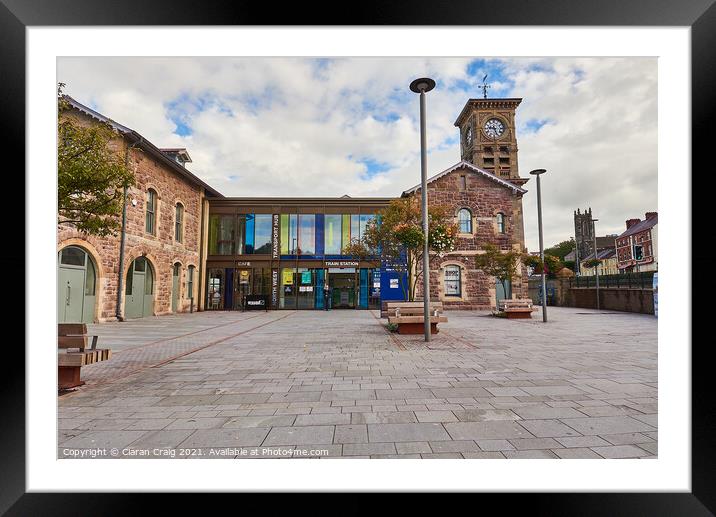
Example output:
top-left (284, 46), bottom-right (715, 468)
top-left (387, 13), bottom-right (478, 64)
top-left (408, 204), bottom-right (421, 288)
top-left (453, 97), bottom-right (527, 187)
top-left (574, 207), bottom-right (595, 274)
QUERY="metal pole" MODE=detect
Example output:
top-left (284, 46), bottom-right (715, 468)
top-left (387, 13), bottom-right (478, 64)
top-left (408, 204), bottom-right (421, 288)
top-left (592, 219), bottom-right (600, 310)
top-left (535, 174), bottom-right (547, 322)
top-left (418, 88), bottom-right (431, 342)
top-left (410, 78), bottom-right (435, 342)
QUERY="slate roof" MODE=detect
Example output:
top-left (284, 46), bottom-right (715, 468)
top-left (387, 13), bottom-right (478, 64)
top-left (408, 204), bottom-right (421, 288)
top-left (62, 95), bottom-right (223, 198)
top-left (618, 214), bottom-right (658, 239)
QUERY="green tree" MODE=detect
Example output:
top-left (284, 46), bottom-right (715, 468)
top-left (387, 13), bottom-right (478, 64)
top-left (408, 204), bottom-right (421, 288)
top-left (583, 258), bottom-right (602, 269)
top-left (545, 238), bottom-right (576, 261)
top-left (474, 244), bottom-right (524, 305)
top-left (523, 254), bottom-right (563, 278)
top-left (58, 84), bottom-right (136, 237)
top-left (354, 197), bottom-right (458, 301)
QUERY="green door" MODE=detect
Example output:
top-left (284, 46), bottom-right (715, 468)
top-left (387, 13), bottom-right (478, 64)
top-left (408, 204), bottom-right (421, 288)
top-left (58, 246), bottom-right (96, 323)
top-left (171, 264), bottom-right (180, 312)
top-left (495, 278), bottom-right (511, 306)
top-left (58, 267), bottom-right (85, 323)
top-left (125, 257), bottom-right (154, 319)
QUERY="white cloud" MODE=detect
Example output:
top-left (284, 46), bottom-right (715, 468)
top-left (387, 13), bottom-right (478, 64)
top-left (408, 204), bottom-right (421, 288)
top-left (58, 56), bottom-right (657, 251)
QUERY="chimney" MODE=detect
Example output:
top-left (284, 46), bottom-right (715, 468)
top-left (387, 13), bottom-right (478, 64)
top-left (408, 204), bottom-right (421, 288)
top-left (645, 212), bottom-right (657, 220)
top-left (626, 218), bottom-right (641, 229)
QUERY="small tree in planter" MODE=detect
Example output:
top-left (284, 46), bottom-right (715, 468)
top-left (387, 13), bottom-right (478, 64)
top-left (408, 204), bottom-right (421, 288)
top-left (474, 244), bottom-right (525, 310)
top-left (356, 197), bottom-right (457, 301)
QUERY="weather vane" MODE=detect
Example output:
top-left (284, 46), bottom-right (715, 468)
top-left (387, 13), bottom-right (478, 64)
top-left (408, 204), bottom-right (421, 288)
top-left (480, 74), bottom-right (491, 99)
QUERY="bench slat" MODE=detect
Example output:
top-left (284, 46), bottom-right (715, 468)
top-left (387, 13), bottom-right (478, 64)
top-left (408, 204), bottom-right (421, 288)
top-left (388, 316), bottom-right (448, 324)
top-left (58, 323), bottom-right (87, 336)
top-left (58, 335), bottom-right (88, 349)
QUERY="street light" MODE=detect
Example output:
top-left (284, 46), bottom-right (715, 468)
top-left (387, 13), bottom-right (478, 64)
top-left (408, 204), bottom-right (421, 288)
top-left (590, 217), bottom-right (600, 311)
top-left (529, 168), bottom-right (547, 322)
top-left (410, 77), bottom-right (436, 342)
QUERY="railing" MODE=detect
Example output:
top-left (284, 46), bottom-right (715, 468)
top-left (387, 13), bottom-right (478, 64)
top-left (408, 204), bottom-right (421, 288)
top-left (570, 271), bottom-right (655, 289)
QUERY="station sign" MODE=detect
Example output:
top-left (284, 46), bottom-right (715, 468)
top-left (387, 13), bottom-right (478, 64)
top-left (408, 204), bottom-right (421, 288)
top-left (325, 260), bottom-right (359, 267)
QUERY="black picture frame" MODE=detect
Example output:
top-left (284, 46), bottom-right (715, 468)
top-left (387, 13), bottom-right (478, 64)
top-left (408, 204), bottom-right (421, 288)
top-left (3, 0), bottom-right (711, 512)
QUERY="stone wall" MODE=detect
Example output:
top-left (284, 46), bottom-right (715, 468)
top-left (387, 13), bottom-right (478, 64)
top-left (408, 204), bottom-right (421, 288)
top-left (58, 110), bottom-right (205, 322)
top-left (528, 277), bottom-right (655, 315)
top-left (411, 166), bottom-right (528, 310)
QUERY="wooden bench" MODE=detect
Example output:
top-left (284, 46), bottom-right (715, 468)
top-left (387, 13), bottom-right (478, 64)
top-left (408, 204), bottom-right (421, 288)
top-left (387, 302), bottom-right (447, 334)
top-left (497, 299), bottom-right (537, 319)
top-left (58, 323), bottom-right (111, 389)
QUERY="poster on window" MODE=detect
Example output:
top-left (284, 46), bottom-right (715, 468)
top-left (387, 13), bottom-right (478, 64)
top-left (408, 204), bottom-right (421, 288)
top-left (445, 267), bottom-right (460, 296)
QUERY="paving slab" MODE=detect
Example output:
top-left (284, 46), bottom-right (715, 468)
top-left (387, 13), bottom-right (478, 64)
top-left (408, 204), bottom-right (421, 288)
top-left (263, 426), bottom-right (335, 446)
top-left (368, 423), bottom-right (452, 442)
top-left (445, 421), bottom-right (532, 441)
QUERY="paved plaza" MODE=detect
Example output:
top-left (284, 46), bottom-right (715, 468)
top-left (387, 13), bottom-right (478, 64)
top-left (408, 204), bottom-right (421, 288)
top-left (58, 308), bottom-right (657, 459)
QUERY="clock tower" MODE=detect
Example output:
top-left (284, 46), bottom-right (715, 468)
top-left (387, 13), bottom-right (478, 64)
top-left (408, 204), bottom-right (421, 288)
top-left (454, 97), bottom-right (527, 187)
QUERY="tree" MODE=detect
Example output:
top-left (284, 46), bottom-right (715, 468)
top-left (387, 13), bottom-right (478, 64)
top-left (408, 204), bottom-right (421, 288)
top-left (58, 84), bottom-right (136, 237)
top-left (474, 244), bottom-right (524, 304)
top-left (545, 238), bottom-right (576, 261)
top-left (583, 258), bottom-right (602, 270)
top-left (356, 197), bottom-right (458, 301)
top-left (523, 254), bottom-right (563, 278)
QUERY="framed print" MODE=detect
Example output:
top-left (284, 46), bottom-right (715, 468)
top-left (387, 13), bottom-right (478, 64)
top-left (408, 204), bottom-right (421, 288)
top-left (2, 0), bottom-right (713, 511)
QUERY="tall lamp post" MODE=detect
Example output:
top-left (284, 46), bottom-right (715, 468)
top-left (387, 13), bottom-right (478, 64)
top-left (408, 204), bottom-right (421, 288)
top-left (591, 217), bottom-right (600, 310)
top-left (410, 77), bottom-right (436, 342)
top-left (530, 168), bottom-right (547, 322)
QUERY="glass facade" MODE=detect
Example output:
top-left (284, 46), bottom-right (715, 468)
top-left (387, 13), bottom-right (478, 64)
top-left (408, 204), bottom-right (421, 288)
top-left (254, 214), bottom-right (272, 254)
top-left (205, 207), bottom-right (389, 311)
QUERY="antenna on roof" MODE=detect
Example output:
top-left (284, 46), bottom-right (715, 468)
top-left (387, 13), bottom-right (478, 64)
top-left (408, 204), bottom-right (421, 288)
top-left (480, 74), bottom-right (491, 99)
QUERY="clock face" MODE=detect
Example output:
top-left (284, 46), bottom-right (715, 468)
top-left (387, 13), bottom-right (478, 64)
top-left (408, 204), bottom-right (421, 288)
top-left (484, 118), bottom-right (505, 138)
top-left (464, 126), bottom-right (473, 146)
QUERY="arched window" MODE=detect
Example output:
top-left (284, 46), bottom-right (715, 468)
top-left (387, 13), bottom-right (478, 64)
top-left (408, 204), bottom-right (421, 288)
top-left (175, 203), bottom-right (184, 243)
top-left (146, 189), bottom-right (157, 235)
top-left (457, 208), bottom-right (472, 233)
top-left (444, 265), bottom-right (462, 297)
top-left (496, 212), bottom-right (506, 234)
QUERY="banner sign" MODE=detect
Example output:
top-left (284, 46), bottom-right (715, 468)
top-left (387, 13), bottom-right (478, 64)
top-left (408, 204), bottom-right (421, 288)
top-left (271, 269), bottom-right (278, 307)
top-left (325, 260), bottom-right (359, 267)
top-left (272, 214), bottom-right (280, 259)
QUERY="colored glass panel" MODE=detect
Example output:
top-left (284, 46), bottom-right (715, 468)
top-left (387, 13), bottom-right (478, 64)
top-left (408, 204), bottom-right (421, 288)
top-left (298, 214), bottom-right (315, 255)
top-left (325, 214), bottom-right (342, 255)
top-left (341, 214), bottom-right (350, 252)
top-left (245, 214), bottom-right (255, 253)
top-left (253, 214), bottom-right (272, 254)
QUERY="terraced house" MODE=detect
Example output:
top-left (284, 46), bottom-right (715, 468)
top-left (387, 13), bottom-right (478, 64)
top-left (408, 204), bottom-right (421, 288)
top-left (57, 94), bottom-right (530, 321)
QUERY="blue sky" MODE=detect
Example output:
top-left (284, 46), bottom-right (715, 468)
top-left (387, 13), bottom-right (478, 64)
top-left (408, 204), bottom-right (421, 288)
top-left (58, 57), bottom-right (657, 250)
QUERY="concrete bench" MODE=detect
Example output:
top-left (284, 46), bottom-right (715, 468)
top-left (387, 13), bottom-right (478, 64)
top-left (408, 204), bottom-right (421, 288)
top-left (387, 302), bottom-right (447, 334)
top-left (58, 323), bottom-right (111, 389)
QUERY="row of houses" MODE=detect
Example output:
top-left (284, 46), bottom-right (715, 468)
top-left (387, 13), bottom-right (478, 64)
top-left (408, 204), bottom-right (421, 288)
top-left (566, 209), bottom-right (658, 277)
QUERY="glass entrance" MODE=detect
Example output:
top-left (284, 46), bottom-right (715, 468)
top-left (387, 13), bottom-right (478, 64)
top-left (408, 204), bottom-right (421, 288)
top-left (234, 269), bottom-right (252, 309)
top-left (329, 272), bottom-right (356, 309)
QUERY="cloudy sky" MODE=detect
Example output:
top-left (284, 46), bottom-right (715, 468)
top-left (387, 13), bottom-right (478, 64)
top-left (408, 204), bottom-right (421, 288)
top-left (57, 57), bottom-right (657, 251)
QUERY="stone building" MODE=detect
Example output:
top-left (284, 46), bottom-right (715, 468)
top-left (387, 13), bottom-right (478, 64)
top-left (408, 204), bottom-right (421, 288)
top-left (57, 96), bottom-right (222, 323)
top-left (403, 97), bottom-right (530, 310)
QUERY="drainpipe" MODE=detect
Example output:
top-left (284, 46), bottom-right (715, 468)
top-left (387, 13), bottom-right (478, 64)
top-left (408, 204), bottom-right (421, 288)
top-left (196, 195), bottom-right (206, 313)
top-left (115, 137), bottom-right (143, 321)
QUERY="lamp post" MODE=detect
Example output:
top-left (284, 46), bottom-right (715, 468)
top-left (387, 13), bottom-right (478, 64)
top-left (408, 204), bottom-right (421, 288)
top-left (591, 217), bottom-right (600, 311)
top-left (410, 77), bottom-right (436, 342)
top-left (530, 168), bottom-right (547, 322)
